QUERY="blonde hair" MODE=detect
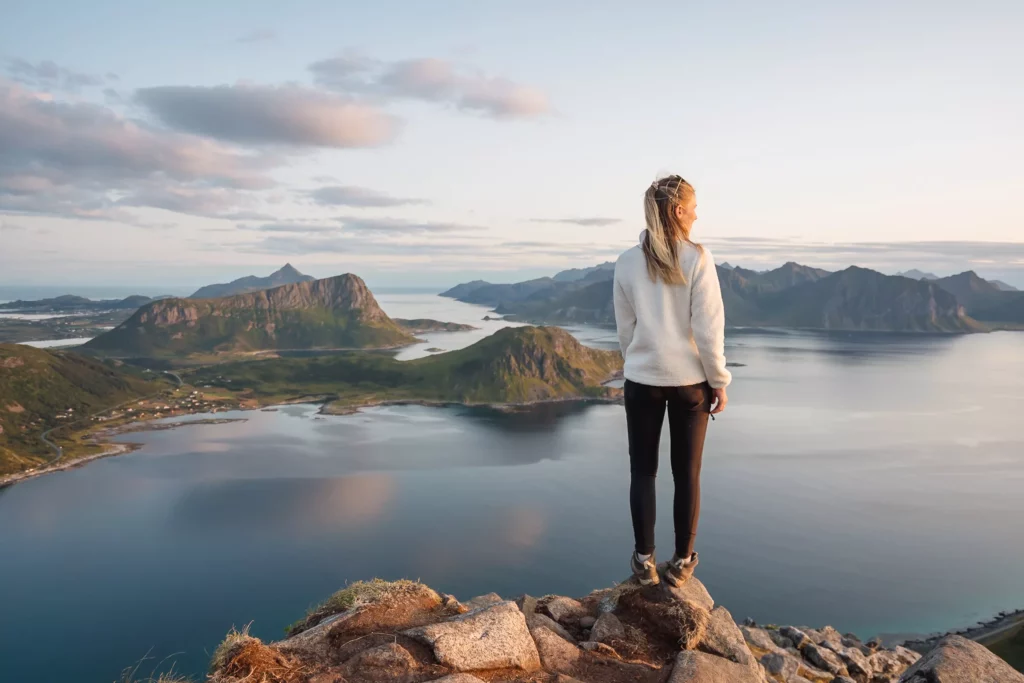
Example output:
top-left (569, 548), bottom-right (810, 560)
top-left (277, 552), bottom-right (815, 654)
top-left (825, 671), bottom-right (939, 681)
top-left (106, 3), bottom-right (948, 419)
top-left (642, 175), bottom-right (699, 284)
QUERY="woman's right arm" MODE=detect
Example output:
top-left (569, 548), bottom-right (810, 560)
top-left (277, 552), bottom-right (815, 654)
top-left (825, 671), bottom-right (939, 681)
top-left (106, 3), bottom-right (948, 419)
top-left (690, 247), bottom-right (732, 392)
top-left (613, 264), bottom-right (636, 355)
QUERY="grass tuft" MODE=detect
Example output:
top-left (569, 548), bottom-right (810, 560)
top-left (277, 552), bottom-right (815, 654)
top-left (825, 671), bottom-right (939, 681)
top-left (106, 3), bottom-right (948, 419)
top-left (286, 578), bottom-right (426, 637)
top-left (210, 624), bottom-right (256, 673)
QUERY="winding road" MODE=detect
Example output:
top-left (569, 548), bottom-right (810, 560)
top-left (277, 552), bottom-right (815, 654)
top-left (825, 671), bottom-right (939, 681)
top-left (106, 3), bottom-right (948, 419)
top-left (39, 370), bottom-right (183, 466)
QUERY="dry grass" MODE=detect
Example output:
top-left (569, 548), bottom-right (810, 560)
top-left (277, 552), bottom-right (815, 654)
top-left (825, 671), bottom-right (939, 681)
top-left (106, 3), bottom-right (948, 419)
top-left (287, 578), bottom-right (428, 636)
top-left (617, 586), bottom-right (710, 651)
top-left (211, 624), bottom-right (258, 673)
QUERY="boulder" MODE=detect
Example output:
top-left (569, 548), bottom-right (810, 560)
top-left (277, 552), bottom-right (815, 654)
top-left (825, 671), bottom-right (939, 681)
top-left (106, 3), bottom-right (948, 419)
top-left (828, 644), bottom-right (872, 681)
top-left (900, 635), bottom-right (1024, 683)
top-left (428, 676), bottom-right (487, 683)
top-left (868, 649), bottom-right (907, 677)
top-left (579, 615), bottom-right (596, 629)
top-left (760, 651), bottom-right (799, 680)
top-left (531, 625), bottom-right (580, 673)
top-left (656, 568), bottom-right (715, 611)
top-left (892, 644), bottom-right (922, 667)
top-left (616, 586), bottom-right (710, 650)
top-left (516, 594), bottom-right (538, 616)
top-left (699, 605), bottom-right (755, 666)
top-left (541, 596), bottom-right (589, 624)
top-left (591, 612), bottom-right (626, 644)
top-left (463, 592), bottom-right (503, 610)
top-left (668, 650), bottom-right (764, 683)
top-left (769, 631), bottom-right (795, 650)
top-left (526, 611), bottom-right (576, 643)
top-left (800, 642), bottom-right (847, 677)
top-left (404, 601), bottom-right (541, 672)
top-left (741, 626), bottom-right (780, 653)
top-left (342, 642), bottom-right (417, 678)
top-left (780, 626), bottom-right (810, 649)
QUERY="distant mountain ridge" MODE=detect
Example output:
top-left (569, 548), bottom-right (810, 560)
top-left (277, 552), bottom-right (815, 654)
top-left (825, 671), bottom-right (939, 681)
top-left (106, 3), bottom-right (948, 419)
top-left (442, 260), bottom-right (1004, 333)
top-left (85, 274), bottom-right (418, 357)
top-left (190, 264), bottom-right (315, 299)
top-left (934, 271), bottom-right (1024, 328)
top-left (0, 294), bottom-right (157, 312)
top-left (896, 269), bottom-right (940, 280)
top-left (193, 325), bottom-right (623, 407)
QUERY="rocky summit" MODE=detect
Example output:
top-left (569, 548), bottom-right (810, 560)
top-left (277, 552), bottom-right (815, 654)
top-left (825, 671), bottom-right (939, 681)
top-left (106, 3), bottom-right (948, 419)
top-left (84, 274), bottom-right (417, 357)
top-left (204, 573), bottom-right (1020, 683)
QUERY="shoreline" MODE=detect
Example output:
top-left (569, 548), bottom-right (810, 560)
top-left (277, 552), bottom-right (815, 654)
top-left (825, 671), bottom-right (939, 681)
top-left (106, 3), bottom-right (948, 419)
top-left (0, 392), bottom-right (622, 487)
top-left (0, 417), bottom-right (246, 489)
top-left (903, 607), bottom-right (1024, 653)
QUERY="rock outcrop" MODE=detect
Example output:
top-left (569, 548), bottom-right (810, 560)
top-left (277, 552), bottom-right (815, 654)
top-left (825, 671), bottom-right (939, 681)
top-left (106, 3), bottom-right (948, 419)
top-left (200, 574), bottom-right (1011, 683)
top-left (900, 635), bottom-right (1024, 682)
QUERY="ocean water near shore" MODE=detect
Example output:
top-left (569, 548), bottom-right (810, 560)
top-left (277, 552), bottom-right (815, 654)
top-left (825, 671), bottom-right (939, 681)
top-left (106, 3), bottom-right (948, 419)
top-left (1, 295), bottom-right (1022, 682)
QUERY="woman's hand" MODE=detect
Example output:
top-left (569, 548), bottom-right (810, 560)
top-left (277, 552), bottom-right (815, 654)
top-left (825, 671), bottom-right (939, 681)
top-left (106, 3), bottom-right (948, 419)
top-left (710, 387), bottom-right (728, 415)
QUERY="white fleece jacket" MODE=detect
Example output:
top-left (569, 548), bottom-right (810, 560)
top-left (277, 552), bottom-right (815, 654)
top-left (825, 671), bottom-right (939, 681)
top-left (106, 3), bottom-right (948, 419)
top-left (613, 233), bottom-right (731, 388)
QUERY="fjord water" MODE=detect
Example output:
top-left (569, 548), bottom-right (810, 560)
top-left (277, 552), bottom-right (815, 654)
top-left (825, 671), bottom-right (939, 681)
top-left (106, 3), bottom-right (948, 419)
top-left (1, 296), bottom-right (1023, 683)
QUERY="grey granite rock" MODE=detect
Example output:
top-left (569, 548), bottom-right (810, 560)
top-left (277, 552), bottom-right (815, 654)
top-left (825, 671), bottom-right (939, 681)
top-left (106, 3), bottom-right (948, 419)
top-left (542, 596), bottom-right (588, 624)
top-left (404, 601), bottom-right (541, 672)
top-left (463, 592), bottom-right (503, 610)
top-left (531, 625), bottom-right (580, 674)
top-left (527, 611), bottom-right (576, 643)
top-left (800, 642), bottom-right (847, 676)
top-left (591, 612), bottom-right (626, 644)
top-left (699, 605), bottom-right (754, 666)
top-left (667, 650), bottom-right (764, 683)
top-left (741, 626), bottom-right (780, 653)
top-left (656, 568), bottom-right (715, 611)
top-left (427, 676), bottom-right (486, 683)
top-left (780, 626), bottom-right (810, 649)
top-left (760, 651), bottom-right (799, 680)
top-left (579, 615), bottom-right (596, 629)
top-left (900, 635), bottom-right (1024, 683)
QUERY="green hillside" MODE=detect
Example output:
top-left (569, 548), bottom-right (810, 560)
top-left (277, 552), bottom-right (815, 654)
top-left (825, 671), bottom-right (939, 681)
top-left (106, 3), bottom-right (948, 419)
top-left (190, 326), bottom-right (623, 407)
top-left (0, 345), bottom-right (157, 476)
top-left (85, 274), bottom-right (418, 358)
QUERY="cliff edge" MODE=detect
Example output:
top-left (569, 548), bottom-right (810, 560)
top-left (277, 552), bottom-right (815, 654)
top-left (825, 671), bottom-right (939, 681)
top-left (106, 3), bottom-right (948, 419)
top-left (204, 572), bottom-right (1021, 683)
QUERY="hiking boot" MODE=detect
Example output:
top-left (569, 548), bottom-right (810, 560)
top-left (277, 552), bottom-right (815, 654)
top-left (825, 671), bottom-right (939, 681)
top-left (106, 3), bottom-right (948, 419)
top-left (630, 551), bottom-right (660, 586)
top-left (663, 551), bottom-right (699, 586)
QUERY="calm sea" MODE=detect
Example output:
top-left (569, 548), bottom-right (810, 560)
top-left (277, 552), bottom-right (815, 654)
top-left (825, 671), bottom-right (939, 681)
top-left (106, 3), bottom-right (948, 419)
top-left (1, 294), bottom-right (1022, 683)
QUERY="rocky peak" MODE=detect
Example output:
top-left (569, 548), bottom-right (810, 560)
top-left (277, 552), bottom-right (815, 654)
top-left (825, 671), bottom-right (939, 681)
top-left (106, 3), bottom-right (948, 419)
top-left (205, 573), bottom-right (992, 683)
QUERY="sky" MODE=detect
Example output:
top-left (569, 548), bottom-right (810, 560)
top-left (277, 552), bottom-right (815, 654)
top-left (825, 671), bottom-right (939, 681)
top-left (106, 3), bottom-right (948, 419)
top-left (1, 0), bottom-right (1022, 291)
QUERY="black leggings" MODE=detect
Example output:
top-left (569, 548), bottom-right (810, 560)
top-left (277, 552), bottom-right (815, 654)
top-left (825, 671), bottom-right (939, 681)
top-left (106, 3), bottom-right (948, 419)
top-left (624, 379), bottom-right (711, 559)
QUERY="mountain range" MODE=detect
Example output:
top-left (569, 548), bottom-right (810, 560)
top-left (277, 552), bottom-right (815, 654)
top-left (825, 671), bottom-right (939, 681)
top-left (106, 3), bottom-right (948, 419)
top-left (190, 263), bottom-right (315, 299)
top-left (84, 274), bottom-right (420, 358)
top-left (192, 325), bottom-right (623, 408)
top-left (0, 294), bottom-right (159, 312)
top-left (443, 261), bottom-right (1024, 332)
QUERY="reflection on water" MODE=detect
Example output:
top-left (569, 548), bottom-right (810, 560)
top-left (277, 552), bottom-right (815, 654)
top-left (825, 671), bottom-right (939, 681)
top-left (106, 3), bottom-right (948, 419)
top-left (171, 474), bottom-right (396, 532)
top-left (1, 329), bottom-right (1023, 683)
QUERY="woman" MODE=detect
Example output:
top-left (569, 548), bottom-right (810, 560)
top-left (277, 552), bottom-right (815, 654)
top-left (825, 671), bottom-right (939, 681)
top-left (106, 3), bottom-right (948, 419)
top-left (613, 174), bottom-right (730, 587)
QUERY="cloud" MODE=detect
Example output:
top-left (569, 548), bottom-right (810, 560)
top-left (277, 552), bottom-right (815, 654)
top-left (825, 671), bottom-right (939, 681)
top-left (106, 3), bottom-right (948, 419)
top-left (250, 223), bottom-right (340, 234)
top-left (308, 185), bottom-right (427, 208)
top-left (136, 84), bottom-right (399, 147)
top-left (530, 217), bottom-right (622, 227)
top-left (6, 58), bottom-right (104, 91)
top-left (236, 29), bottom-right (276, 43)
top-left (309, 55), bottom-right (550, 119)
top-left (116, 185), bottom-right (277, 220)
top-left (0, 78), bottom-right (273, 222)
top-left (338, 216), bottom-right (481, 234)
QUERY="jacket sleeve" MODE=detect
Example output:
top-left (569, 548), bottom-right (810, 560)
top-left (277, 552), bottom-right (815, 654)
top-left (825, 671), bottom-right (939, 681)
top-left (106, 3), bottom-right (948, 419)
top-left (690, 248), bottom-right (731, 388)
top-left (613, 263), bottom-right (636, 356)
